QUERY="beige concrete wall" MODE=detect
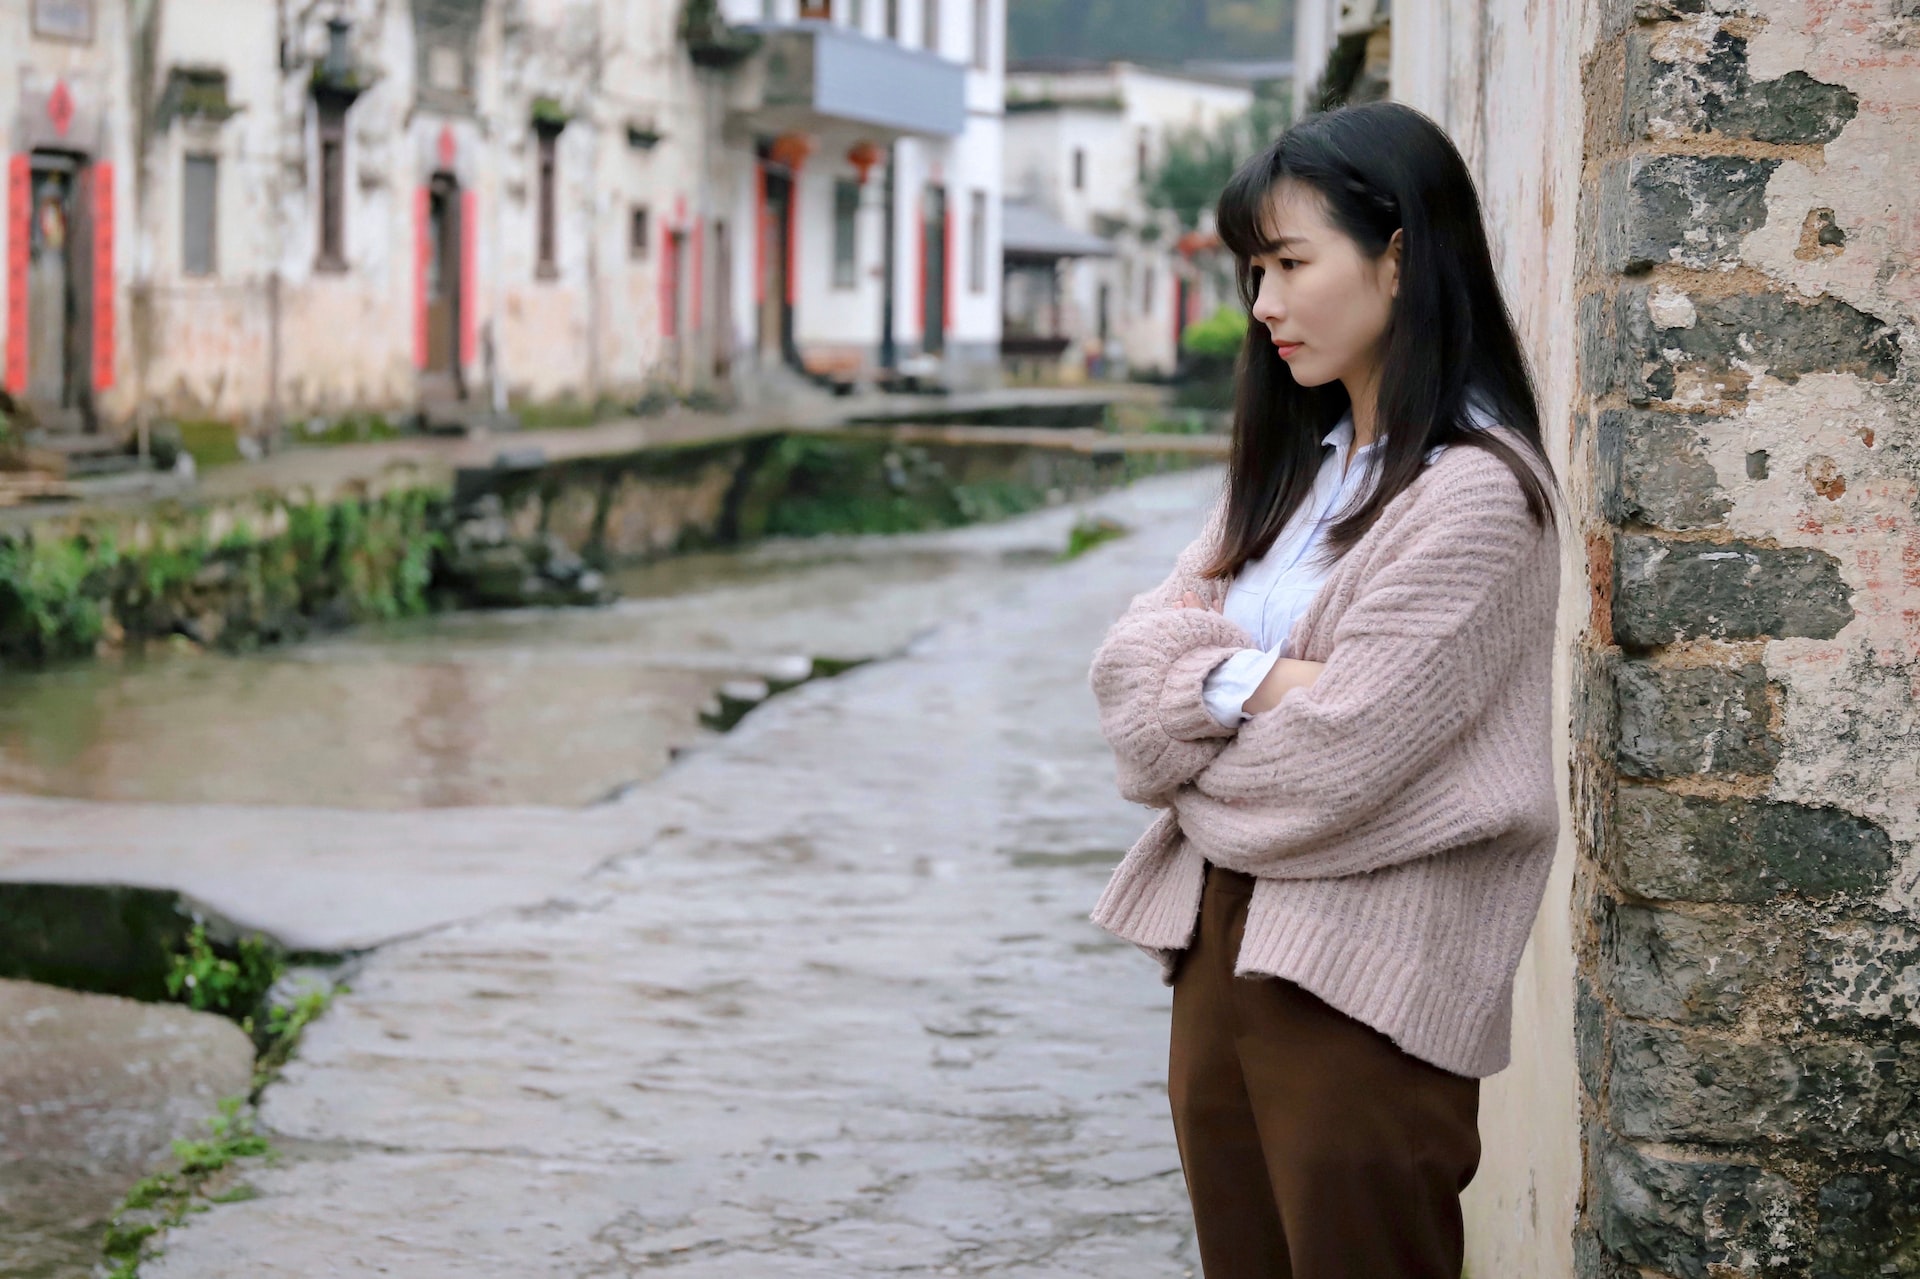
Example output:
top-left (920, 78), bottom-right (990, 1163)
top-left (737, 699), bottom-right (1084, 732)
top-left (1390, 4), bottom-right (1597, 1276)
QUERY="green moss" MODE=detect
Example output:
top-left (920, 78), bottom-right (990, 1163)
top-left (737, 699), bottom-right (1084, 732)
top-left (514, 396), bottom-right (619, 431)
top-left (1059, 515), bottom-right (1130, 561)
top-left (174, 420), bottom-right (243, 469)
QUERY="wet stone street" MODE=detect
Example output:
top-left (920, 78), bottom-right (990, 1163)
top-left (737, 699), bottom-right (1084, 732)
top-left (107, 470), bottom-right (1221, 1276)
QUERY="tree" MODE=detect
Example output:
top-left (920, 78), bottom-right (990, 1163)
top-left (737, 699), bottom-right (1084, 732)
top-left (1143, 92), bottom-right (1291, 232)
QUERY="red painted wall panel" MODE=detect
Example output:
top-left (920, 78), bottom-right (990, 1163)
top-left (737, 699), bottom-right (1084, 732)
top-left (91, 162), bottom-right (114, 391)
top-left (4, 156), bottom-right (27, 396)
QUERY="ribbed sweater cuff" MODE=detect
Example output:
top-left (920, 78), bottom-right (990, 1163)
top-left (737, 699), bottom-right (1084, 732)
top-left (1159, 645), bottom-right (1247, 741)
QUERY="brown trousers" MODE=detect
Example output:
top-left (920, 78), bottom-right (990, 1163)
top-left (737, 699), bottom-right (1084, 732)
top-left (1167, 864), bottom-right (1482, 1279)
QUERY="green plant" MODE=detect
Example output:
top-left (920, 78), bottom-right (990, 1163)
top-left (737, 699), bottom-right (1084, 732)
top-left (1059, 515), bottom-right (1130, 561)
top-left (0, 533), bottom-right (120, 662)
top-left (100, 1098), bottom-right (276, 1277)
top-left (1144, 93), bottom-right (1293, 232)
top-left (1182, 304), bottom-right (1249, 360)
top-left (164, 924), bottom-right (279, 1018)
top-left (174, 419), bottom-right (243, 469)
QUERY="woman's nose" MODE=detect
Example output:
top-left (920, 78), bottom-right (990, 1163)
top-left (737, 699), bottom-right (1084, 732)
top-left (1251, 277), bottom-right (1284, 326)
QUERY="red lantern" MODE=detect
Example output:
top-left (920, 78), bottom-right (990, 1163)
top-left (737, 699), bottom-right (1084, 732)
top-left (847, 140), bottom-right (883, 186)
top-left (768, 132), bottom-right (814, 173)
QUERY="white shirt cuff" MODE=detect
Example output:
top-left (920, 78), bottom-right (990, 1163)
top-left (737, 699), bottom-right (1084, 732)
top-left (1201, 647), bottom-right (1285, 727)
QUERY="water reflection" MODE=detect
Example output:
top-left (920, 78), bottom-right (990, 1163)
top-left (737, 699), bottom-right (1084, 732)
top-left (0, 539), bottom-right (1051, 811)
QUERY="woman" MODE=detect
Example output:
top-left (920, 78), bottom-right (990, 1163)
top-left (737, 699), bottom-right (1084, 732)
top-left (1088, 102), bottom-right (1562, 1279)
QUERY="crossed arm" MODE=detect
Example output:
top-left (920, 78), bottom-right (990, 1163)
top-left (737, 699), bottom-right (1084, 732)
top-left (1089, 464), bottom-right (1553, 873)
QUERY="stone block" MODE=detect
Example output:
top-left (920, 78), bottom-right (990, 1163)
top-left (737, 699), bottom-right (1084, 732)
top-left (1576, 971), bottom-right (1608, 1103)
top-left (1611, 283), bottom-right (1899, 407)
top-left (1613, 534), bottom-right (1853, 647)
top-left (1624, 27), bottom-right (1860, 145)
top-left (1610, 788), bottom-right (1893, 902)
top-left (543, 482), bottom-right (604, 555)
top-left (1809, 1164), bottom-right (1920, 1278)
top-left (1595, 409), bottom-right (1731, 530)
top-left (1597, 154), bottom-right (1779, 272)
top-left (1577, 290), bottom-right (1617, 400)
top-left (1613, 660), bottom-right (1778, 777)
top-left (1598, 896), bottom-right (1785, 1024)
top-left (1572, 1226), bottom-right (1639, 1279)
top-left (1589, 1123), bottom-right (1804, 1277)
top-left (1805, 917), bottom-right (1920, 1032)
top-left (1609, 1021), bottom-right (1920, 1157)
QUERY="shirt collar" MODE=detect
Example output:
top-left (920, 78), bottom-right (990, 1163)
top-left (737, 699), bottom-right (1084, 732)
top-left (1322, 411), bottom-right (1380, 457)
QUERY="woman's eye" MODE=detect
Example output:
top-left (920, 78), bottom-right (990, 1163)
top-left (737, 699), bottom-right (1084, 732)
top-left (1276, 258), bottom-right (1299, 272)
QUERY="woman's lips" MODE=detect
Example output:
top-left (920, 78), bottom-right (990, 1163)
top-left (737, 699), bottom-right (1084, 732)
top-left (1273, 341), bottom-right (1303, 359)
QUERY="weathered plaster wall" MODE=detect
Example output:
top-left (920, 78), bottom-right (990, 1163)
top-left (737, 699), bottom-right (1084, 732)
top-left (1574, 1), bottom-right (1919, 1274)
top-left (1387, 2), bottom-right (1597, 1273)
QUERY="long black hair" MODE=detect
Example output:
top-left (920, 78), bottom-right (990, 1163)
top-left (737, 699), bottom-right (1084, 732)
top-left (1201, 102), bottom-right (1558, 580)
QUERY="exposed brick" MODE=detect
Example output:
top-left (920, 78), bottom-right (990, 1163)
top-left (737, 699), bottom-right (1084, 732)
top-left (1613, 660), bottom-right (1778, 777)
top-left (1610, 788), bottom-right (1894, 902)
top-left (1597, 153), bottom-right (1778, 272)
top-left (1589, 1123), bottom-right (1804, 1278)
top-left (1806, 918), bottom-right (1920, 1032)
top-left (1596, 409), bottom-right (1731, 530)
top-left (1613, 283), bottom-right (1901, 406)
top-left (1613, 534), bottom-right (1854, 647)
top-left (1609, 1021), bottom-right (1920, 1157)
top-left (1598, 896), bottom-right (1786, 1024)
top-left (1625, 28), bottom-right (1860, 145)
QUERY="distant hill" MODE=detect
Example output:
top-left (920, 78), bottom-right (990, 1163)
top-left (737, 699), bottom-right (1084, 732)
top-left (1007, 0), bottom-right (1294, 66)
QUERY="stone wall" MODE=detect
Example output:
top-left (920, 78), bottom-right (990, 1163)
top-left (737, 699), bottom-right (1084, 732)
top-left (0, 432), bottom-right (1199, 667)
top-left (1573, 3), bottom-right (1919, 1274)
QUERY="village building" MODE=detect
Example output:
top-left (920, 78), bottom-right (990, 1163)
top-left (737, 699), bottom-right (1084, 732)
top-left (0, 0), bottom-right (1007, 455)
top-left (1001, 59), bottom-right (1250, 382)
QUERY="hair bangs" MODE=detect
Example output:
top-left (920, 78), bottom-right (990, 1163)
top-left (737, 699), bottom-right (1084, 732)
top-left (1216, 148), bottom-right (1285, 264)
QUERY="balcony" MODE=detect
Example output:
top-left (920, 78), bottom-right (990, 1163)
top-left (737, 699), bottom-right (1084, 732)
top-left (734, 21), bottom-right (965, 139)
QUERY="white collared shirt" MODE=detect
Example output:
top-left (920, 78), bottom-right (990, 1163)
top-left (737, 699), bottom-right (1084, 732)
top-left (1201, 410), bottom-right (1474, 727)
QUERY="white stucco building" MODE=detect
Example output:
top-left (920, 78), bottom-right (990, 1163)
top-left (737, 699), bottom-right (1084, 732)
top-left (1002, 60), bottom-right (1251, 379)
top-left (0, 0), bottom-right (1006, 449)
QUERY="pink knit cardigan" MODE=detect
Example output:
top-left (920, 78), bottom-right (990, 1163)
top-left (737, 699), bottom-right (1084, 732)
top-left (1088, 432), bottom-right (1561, 1078)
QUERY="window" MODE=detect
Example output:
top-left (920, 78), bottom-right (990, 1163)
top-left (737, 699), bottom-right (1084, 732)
top-left (922, 0), bottom-right (938, 51)
top-left (833, 179), bottom-right (860, 289)
top-left (316, 100), bottom-right (347, 268)
top-left (1143, 264), bottom-right (1156, 311)
top-left (1137, 127), bottom-right (1151, 182)
top-left (847, 0), bottom-right (864, 28)
top-left (630, 205), bottom-right (650, 260)
top-left (886, 0), bottom-right (899, 38)
top-left (968, 188), bottom-right (987, 293)
top-left (971, 0), bottom-right (989, 70)
top-left (182, 153), bottom-right (217, 277)
top-left (32, 0), bottom-right (93, 41)
top-left (800, 0), bottom-right (832, 17)
top-left (761, 0), bottom-right (778, 18)
top-left (536, 128), bottom-right (558, 276)
top-left (1072, 147), bottom-right (1085, 191)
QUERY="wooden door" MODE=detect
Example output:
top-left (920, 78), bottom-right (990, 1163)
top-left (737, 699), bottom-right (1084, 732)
top-left (921, 184), bottom-right (946, 354)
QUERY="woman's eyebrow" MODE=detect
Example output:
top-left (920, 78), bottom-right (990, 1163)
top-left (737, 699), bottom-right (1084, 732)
top-left (1256, 234), bottom-right (1310, 254)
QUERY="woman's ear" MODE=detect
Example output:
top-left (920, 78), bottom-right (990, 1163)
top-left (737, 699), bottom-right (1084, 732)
top-left (1387, 228), bottom-right (1405, 299)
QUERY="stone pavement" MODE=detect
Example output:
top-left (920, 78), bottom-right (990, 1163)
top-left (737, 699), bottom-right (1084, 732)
top-left (142, 469), bottom-right (1223, 1277)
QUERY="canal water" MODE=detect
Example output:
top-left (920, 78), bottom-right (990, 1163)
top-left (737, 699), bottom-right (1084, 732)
top-left (0, 522), bottom-right (1083, 812)
top-left (0, 491), bottom-right (1161, 1277)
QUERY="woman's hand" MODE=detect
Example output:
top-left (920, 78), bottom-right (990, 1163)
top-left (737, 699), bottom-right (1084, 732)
top-left (1242, 658), bottom-right (1327, 715)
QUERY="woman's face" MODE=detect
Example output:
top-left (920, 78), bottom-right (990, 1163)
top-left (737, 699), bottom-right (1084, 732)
top-left (1247, 179), bottom-right (1401, 395)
